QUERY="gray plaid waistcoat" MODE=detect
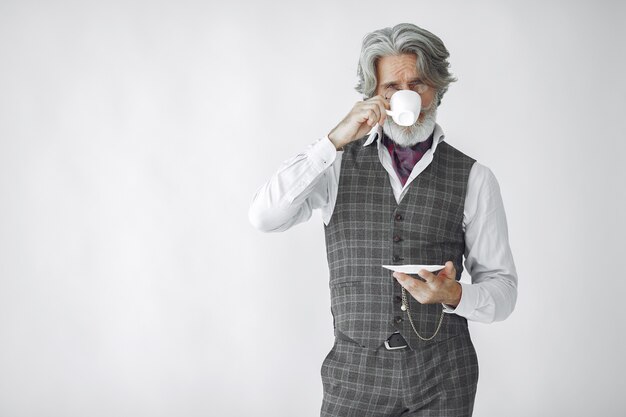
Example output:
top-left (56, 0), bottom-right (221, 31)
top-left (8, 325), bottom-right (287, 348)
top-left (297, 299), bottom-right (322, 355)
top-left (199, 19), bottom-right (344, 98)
top-left (323, 136), bottom-right (476, 350)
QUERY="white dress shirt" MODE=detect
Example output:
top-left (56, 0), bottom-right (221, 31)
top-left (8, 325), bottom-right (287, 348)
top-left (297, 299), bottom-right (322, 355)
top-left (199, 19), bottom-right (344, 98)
top-left (249, 123), bottom-right (518, 323)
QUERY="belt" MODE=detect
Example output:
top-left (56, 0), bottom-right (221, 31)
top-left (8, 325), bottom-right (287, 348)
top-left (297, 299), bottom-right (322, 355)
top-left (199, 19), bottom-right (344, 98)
top-left (384, 332), bottom-right (409, 350)
top-left (335, 330), bottom-right (409, 351)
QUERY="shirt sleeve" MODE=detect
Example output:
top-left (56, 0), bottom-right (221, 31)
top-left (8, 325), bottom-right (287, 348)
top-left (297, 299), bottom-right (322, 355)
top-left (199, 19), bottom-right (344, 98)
top-left (248, 136), bottom-right (339, 232)
top-left (441, 162), bottom-right (519, 323)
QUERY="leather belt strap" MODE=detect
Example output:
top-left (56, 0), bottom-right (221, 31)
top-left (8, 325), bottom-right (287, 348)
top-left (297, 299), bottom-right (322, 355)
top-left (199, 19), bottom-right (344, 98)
top-left (384, 332), bottom-right (409, 350)
top-left (334, 329), bottom-right (409, 350)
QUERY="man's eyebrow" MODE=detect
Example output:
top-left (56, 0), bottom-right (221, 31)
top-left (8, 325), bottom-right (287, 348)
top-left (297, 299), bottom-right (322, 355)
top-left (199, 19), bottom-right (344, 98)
top-left (381, 77), bottom-right (424, 87)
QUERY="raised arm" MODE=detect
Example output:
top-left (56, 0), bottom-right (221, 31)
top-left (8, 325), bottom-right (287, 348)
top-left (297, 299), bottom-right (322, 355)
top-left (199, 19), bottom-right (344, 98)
top-left (248, 137), bottom-right (339, 232)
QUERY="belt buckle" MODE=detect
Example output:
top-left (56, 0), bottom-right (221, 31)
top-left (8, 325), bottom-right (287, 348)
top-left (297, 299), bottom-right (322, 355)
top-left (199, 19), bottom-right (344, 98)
top-left (384, 334), bottom-right (408, 350)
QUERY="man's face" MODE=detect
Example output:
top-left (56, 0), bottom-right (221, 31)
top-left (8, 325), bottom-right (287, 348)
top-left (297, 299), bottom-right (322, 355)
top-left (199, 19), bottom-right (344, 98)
top-left (375, 53), bottom-right (438, 146)
top-left (375, 53), bottom-right (436, 123)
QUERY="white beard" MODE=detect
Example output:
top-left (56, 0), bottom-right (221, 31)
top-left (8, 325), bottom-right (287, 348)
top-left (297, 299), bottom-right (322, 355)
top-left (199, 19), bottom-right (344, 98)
top-left (382, 102), bottom-right (437, 147)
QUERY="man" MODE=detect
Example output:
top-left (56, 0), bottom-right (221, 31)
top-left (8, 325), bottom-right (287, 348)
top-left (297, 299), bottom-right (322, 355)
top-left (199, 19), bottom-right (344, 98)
top-left (249, 23), bottom-right (517, 417)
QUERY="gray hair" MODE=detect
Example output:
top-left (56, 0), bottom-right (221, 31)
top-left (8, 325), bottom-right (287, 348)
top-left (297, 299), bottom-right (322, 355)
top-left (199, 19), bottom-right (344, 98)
top-left (355, 23), bottom-right (456, 106)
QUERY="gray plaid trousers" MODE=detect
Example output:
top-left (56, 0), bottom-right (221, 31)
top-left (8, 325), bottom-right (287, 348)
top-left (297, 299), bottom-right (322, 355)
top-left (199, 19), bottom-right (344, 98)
top-left (320, 332), bottom-right (479, 416)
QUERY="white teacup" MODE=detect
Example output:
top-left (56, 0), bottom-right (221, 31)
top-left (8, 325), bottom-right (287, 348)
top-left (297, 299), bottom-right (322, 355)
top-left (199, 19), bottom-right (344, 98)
top-left (385, 90), bottom-right (422, 126)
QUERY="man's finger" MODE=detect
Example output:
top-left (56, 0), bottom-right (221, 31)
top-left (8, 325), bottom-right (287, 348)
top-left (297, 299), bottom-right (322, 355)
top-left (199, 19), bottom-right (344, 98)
top-left (392, 271), bottom-right (409, 283)
top-left (440, 261), bottom-right (455, 279)
top-left (418, 269), bottom-right (436, 283)
top-left (393, 272), bottom-right (428, 289)
top-left (364, 102), bottom-right (386, 126)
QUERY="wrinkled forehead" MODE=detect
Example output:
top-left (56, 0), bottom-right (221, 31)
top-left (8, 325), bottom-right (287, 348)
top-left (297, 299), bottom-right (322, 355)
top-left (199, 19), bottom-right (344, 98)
top-left (375, 54), bottom-right (420, 85)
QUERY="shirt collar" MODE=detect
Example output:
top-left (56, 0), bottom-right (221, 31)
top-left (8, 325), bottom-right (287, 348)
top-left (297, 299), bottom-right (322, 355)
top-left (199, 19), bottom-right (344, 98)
top-left (362, 123), bottom-right (445, 148)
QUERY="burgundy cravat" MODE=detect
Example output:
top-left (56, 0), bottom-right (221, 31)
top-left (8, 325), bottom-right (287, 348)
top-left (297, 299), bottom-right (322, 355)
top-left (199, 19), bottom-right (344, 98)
top-left (381, 133), bottom-right (434, 186)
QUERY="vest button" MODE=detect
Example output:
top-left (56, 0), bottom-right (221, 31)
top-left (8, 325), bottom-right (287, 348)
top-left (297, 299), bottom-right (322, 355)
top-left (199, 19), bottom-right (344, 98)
top-left (395, 295), bottom-right (402, 302)
top-left (392, 255), bottom-right (404, 262)
top-left (394, 316), bottom-right (403, 324)
top-left (395, 213), bottom-right (403, 221)
top-left (393, 235), bottom-right (402, 243)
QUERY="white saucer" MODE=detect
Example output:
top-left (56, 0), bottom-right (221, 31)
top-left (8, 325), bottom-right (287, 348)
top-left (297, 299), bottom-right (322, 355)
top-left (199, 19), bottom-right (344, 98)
top-left (381, 264), bottom-right (445, 274)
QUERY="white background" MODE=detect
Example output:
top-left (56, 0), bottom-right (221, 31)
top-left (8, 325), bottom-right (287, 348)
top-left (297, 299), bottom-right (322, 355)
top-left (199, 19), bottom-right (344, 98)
top-left (1, 0), bottom-right (625, 416)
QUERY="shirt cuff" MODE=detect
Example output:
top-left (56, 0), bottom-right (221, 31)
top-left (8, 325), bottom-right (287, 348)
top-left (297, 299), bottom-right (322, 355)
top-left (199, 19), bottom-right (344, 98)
top-left (306, 136), bottom-right (337, 171)
top-left (442, 281), bottom-right (478, 318)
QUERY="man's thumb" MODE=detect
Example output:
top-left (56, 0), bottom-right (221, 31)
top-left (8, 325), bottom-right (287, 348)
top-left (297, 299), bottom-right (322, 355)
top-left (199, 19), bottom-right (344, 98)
top-left (444, 261), bottom-right (455, 278)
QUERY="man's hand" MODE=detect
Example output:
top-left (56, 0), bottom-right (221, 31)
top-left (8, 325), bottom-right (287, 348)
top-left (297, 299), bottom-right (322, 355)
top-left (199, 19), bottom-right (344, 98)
top-left (327, 95), bottom-right (389, 150)
top-left (392, 261), bottom-right (462, 307)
